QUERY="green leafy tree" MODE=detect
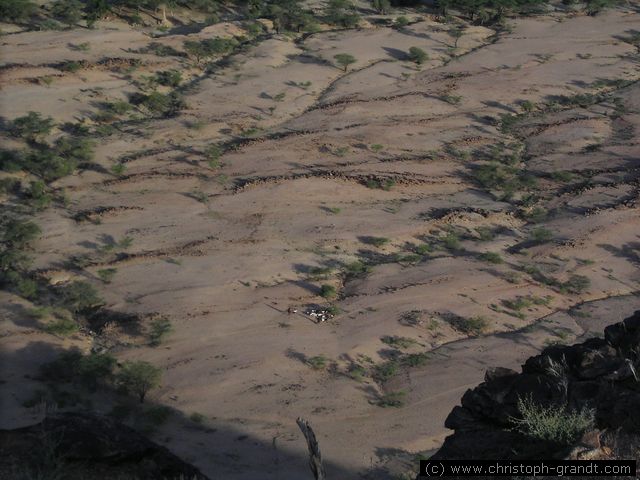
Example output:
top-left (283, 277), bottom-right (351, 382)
top-left (0, 0), bottom-right (37, 21)
top-left (2, 218), bottom-right (41, 249)
top-left (325, 0), bottom-right (360, 27)
top-left (334, 53), bottom-right (356, 72)
top-left (51, 0), bottom-right (84, 26)
top-left (85, 0), bottom-right (109, 26)
top-left (448, 25), bottom-right (465, 48)
top-left (59, 281), bottom-right (104, 312)
top-left (371, 0), bottom-right (390, 13)
top-left (117, 360), bottom-right (162, 403)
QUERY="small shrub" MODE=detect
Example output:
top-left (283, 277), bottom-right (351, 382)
top-left (403, 353), bottom-right (429, 367)
top-left (144, 405), bottom-right (173, 426)
top-left (480, 252), bottom-right (503, 264)
top-left (60, 61), bottom-right (82, 73)
top-left (414, 243), bottom-right (433, 255)
top-left (367, 236), bottom-right (390, 248)
top-left (44, 316), bottom-right (78, 336)
top-left (449, 315), bottom-right (488, 336)
top-left (190, 412), bottom-right (207, 424)
top-left (408, 46), bottom-right (428, 65)
top-left (156, 69), bottom-right (182, 87)
top-left (97, 268), bottom-right (117, 283)
top-left (370, 144), bottom-right (384, 152)
top-left (373, 360), bottom-right (399, 382)
top-left (307, 355), bottom-right (328, 370)
top-left (148, 317), bottom-right (173, 346)
top-left (381, 336), bottom-right (416, 349)
top-left (344, 260), bottom-right (371, 277)
top-left (348, 364), bottom-right (366, 381)
top-left (441, 232), bottom-right (461, 251)
top-left (503, 296), bottom-right (532, 311)
top-left (394, 16), bottom-right (409, 28)
top-left (319, 284), bottom-right (337, 299)
top-left (511, 396), bottom-right (594, 445)
top-left (378, 390), bottom-right (406, 407)
top-left (529, 227), bottom-right (553, 244)
top-left (59, 281), bottom-right (103, 312)
top-left (441, 94), bottom-right (462, 105)
top-left (563, 274), bottom-right (590, 294)
top-left (111, 163), bottom-right (126, 176)
top-left (520, 100), bottom-right (535, 113)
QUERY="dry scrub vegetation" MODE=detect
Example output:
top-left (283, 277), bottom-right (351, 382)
top-left (1, 0), bottom-right (640, 477)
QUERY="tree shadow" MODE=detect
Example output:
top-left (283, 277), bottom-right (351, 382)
top-left (0, 341), bottom-right (360, 479)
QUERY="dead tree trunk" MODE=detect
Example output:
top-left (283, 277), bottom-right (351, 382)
top-left (296, 417), bottom-right (326, 480)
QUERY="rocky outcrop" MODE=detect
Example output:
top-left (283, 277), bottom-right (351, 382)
top-left (433, 310), bottom-right (640, 463)
top-left (0, 412), bottom-right (209, 480)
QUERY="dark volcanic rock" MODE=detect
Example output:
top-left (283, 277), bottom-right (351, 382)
top-left (0, 412), bottom-right (209, 480)
top-left (432, 310), bottom-right (640, 467)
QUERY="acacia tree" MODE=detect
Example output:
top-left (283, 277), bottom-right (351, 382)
top-left (448, 25), bottom-right (466, 48)
top-left (334, 53), bottom-right (356, 72)
top-left (51, 0), bottom-right (84, 26)
top-left (117, 360), bottom-right (162, 403)
top-left (10, 112), bottom-right (55, 142)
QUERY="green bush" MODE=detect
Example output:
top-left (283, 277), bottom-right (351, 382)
top-left (156, 69), bottom-right (182, 87)
top-left (503, 296), bottom-right (532, 311)
top-left (448, 315), bottom-right (488, 336)
top-left (367, 236), bottom-right (390, 248)
top-left (441, 232), bottom-right (461, 251)
top-left (381, 336), bottom-right (416, 349)
top-left (563, 274), bottom-right (590, 294)
top-left (97, 267), bottom-right (117, 283)
top-left (319, 284), bottom-right (337, 299)
top-left (403, 353), bottom-right (429, 367)
top-left (10, 112), bottom-right (54, 142)
top-left (44, 315), bottom-right (78, 336)
top-left (394, 16), bottom-right (409, 28)
top-left (512, 396), bottom-right (594, 445)
top-left (408, 46), bottom-right (428, 65)
top-left (148, 317), bottom-right (173, 346)
top-left (129, 91), bottom-right (184, 117)
top-left (529, 227), bottom-right (553, 244)
top-left (307, 355), bottom-right (328, 370)
top-left (27, 180), bottom-right (51, 210)
top-left (479, 252), bottom-right (503, 264)
top-left (377, 390), bottom-right (406, 407)
top-left (2, 218), bottom-right (41, 249)
top-left (373, 360), bottom-right (399, 382)
top-left (59, 281), bottom-right (104, 312)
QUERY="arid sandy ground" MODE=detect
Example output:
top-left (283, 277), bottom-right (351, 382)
top-left (1, 5), bottom-right (640, 479)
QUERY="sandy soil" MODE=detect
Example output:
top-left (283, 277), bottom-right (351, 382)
top-left (1, 6), bottom-right (640, 479)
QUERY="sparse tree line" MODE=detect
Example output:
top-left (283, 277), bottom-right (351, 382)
top-left (0, 0), bottom-right (620, 31)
